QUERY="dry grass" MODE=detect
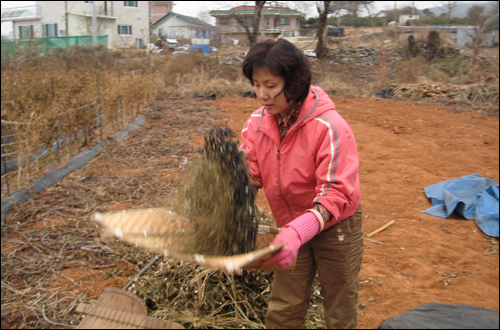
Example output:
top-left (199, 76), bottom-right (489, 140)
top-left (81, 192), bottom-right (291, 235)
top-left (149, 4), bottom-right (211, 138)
top-left (311, 58), bottom-right (370, 98)
top-left (485, 238), bottom-right (499, 256)
top-left (1, 48), bottom-right (252, 198)
top-left (1, 47), bottom-right (158, 196)
top-left (155, 53), bottom-right (251, 98)
top-left (1, 39), bottom-right (498, 329)
top-left (2, 97), bottom-right (320, 329)
top-left (356, 32), bottom-right (500, 115)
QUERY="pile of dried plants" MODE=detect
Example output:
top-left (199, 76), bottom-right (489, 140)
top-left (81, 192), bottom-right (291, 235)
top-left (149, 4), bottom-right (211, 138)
top-left (1, 97), bottom-right (326, 329)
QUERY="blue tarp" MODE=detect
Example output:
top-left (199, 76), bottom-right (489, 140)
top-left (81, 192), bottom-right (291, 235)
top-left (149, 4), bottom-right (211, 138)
top-left (422, 174), bottom-right (499, 237)
top-left (190, 44), bottom-right (212, 54)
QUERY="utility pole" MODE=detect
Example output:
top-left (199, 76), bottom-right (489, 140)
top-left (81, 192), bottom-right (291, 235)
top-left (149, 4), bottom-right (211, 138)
top-left (394, 1), bottom-right (397, 22)
top-left (92, 1), bottom-right (97, 46)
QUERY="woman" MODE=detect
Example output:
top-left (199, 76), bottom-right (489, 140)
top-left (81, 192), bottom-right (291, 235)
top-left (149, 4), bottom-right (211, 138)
top-left (240, 39), bottom-right (363, 329)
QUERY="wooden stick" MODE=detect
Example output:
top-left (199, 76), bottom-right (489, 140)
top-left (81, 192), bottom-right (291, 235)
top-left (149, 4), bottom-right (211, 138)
top-left (123, 254), bottom-right (163, 290)
top-left (366, 238), bottom-right (384, 244)
top-left (366, 220), bottom-right (395, 238)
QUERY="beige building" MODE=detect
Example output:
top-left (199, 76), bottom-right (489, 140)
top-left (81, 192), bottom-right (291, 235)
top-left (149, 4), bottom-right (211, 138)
top-left (209, 5), bottom-right (304, 41)
top-left (1, 1), bottom-right (150, 48)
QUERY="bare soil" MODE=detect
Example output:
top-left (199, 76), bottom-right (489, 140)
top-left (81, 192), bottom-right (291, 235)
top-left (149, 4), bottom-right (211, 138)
top-left (1, 93), bottom-right (498, 329)
top-left (210, 95), bottom-right (499, 327)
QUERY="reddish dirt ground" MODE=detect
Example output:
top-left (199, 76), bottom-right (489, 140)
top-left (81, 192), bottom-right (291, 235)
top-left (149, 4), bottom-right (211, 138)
top-left (2, 94), bottom-right (498, 329)
top-left (206, 95), bottom-right (499, 328)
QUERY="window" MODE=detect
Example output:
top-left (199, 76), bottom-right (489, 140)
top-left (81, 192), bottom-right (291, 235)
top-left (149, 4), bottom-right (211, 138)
top-left (118, 25), bottom-right (132, 35)
top-left (85, 1), bottom-right (93, 3)
top-left (247, 17), bottom-right (254, 28)
top-left (42, 23), bottom-right (58, 38)
top-left (279, 17), bottom-right (290, 25)
top-left (19, 25), bottom-right (33, 39)
top-left (266, 18), bottom-right (270, 25)
top-left (219, 17), bottom-right (229, 25)
top-left (124, 1), bottom-right (138, 7)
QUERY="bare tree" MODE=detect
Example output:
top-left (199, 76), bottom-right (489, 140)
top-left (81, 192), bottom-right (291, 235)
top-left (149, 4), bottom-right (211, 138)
top-left (401, 6), bottom-right (418, 15)
top-left (315, 1), bottom-right (349, 59)
top-left (438, 1), bottom-right (461, 24)
top-left (467, 4), bottom-right (485, 25)
top-left (363, 1), bottom-right (376, 18)
top-left (315, 1), bottom-right (331, 59)
top-left (291, 1), bottom-right (315, 18)
top-left (233, 1), bottom-right (266, 46)
top-left (340, 1), bottom-right (374, 27)
top-left (344, 1), bottom-right (362, 27)
top-left (196, 8), bottom-right (215, 25)
top-left (423, 8), bottom-right (434, 17)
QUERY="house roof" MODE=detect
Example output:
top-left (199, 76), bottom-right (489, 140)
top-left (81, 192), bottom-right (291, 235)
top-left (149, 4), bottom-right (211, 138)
top-left (153, 12), bottom-right (215, 28)
top-left (209, 6), bottom-right (304, 18)
top-left (375, 10), bottom-right (391, 17)
top-left (375, 9), bottom-right (424, 18)
top-left (482, 13), bottom-right (499, 33)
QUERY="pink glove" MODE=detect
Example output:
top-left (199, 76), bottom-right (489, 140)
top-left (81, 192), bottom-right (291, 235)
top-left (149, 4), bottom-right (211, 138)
top-left (261, 212), bottom-right (320, 269)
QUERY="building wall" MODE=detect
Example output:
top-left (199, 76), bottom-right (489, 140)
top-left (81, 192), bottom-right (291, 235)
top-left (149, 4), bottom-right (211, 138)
top-left (399, 14), bottom-right (420, 25)
top-left (216, 15), bottom-right (300, 34)
top-left (13, 1), bottom-right (66, 39)
top-left (37, 1), bottom-right (66, 36)
top-left (153, 15), bottom-right (215, 39)
top-left (481, 29), bottom-right (499, 47)
top-left (12, 1), bottom-right (149, 48)
top-left (114, 1), bottom-right (150, 48)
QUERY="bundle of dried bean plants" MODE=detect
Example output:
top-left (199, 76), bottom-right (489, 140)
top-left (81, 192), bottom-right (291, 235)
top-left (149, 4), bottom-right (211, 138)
top-left (169, 124), bottom-right (258, 256)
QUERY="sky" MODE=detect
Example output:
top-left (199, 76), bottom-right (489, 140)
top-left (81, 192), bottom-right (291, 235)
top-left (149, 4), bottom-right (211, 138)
top-left (0, 1), bottom-right (482, 37)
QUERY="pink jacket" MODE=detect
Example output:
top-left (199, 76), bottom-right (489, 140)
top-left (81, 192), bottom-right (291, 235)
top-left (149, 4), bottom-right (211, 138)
top-left (240, 86), bottom-right (361, 230)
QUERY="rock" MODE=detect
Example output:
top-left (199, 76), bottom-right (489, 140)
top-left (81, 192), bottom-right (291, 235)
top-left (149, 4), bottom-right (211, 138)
top-left (204, 93), bottom-right (216, 101)
top-left (375, 89), bottom-right (394, 99)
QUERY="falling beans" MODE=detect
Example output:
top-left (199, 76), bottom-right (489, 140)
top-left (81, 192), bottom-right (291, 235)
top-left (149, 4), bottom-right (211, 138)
top-left (175, 124), bottom-right (257, 256)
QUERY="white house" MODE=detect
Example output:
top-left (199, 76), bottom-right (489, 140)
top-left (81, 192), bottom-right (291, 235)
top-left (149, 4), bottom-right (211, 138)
top-left (399, 14), bottom-right (420, 26)
top-left (152, 12), bottom-right (216, 40)
top-left (1, 1), bottom-right (150, 49)
top-left (481, 13), bottom-right (499, 48)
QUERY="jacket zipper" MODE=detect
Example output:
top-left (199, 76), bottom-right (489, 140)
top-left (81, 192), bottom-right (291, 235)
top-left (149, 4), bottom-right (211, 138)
top-left (277, 146), bottom-right (294, 221)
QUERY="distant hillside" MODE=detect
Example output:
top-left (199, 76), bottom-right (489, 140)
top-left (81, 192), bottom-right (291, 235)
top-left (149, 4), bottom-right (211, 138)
top-left (423, 2), bottom-right (491, 18)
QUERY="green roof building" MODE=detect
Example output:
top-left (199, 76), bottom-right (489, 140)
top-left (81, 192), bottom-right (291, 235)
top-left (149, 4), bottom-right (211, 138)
top-left (209, 5), bottom-right (304, 40)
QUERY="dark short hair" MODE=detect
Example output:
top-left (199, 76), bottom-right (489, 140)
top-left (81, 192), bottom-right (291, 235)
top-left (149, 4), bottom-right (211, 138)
top-left (242, 39), bottom-right (311, 105)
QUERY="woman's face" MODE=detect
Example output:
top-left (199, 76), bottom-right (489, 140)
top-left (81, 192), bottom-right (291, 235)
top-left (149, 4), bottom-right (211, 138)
top-left (252, 67), bottom-right (291, 117)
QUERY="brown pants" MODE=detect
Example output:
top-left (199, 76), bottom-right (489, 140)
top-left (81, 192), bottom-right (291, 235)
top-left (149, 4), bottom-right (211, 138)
top-left (265, 206), bottom-right (363, 329)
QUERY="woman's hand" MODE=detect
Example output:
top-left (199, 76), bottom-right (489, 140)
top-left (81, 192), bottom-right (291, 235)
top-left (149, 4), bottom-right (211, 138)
top-left (261, 226), bottom-right (302, 269)
top-left (261, 211), bottom-right (321, 269)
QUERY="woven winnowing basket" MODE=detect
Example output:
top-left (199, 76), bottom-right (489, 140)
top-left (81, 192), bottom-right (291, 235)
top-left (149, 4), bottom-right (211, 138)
top-left (92, 208), bottom-right (294, 274)
top-left (76, 288), bottom-right (184, 329)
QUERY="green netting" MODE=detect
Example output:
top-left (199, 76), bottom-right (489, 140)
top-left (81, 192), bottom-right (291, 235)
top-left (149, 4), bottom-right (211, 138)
top-left (1, 35), bottom-right (108, 62)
